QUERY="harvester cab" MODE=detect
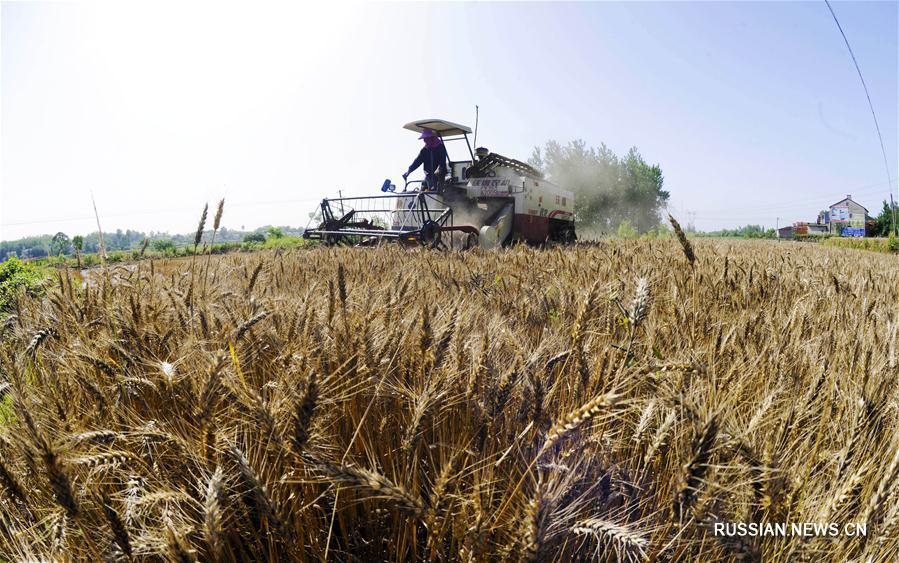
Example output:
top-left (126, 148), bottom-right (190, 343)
top-left (302, 118), bottom-right (576, 249)
top-left (400, 119), bottom-right (475, 192)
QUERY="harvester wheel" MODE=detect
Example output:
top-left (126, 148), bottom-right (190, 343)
top-left (420, 220), bottom-right (441, 248)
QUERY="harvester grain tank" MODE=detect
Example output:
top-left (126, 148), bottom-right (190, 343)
top-left (303, 119), bottom-right (576, 249)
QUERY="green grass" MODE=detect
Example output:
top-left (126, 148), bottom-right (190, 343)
top-left (822, 236), bottom-right (899, 254)
top-left (0, 394), bottom-right (14, 426)
top-left (258, 235), bottom-right (312, 250)
top-left (24, 236), bottom-right (316, 270)
top-left (0, 256), bottom-right (49, 311)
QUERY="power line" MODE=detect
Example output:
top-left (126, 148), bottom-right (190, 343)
top-left (824, 0), bottom-right (896, 235)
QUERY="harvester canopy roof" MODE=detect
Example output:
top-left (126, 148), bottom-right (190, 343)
top-left (403, 119), bottom-right (472, 137)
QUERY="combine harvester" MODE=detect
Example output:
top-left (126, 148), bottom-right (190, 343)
top-left (303, 119), bottom-right (576, 249)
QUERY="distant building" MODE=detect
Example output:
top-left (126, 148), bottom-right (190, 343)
top-left (784, 194), bottom-right (876, 238)
top-left (827, 194), bottom-right (873, 235)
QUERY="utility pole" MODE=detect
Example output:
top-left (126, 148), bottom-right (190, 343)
top-left (891, 192), bottom-right (897, 236)
top-left (776, 217), bottom-right (779, 230)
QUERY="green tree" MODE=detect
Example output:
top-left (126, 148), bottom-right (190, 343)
top-left (529, 140), bottom-right (669, 235)
top-left (0, 257), bottom-right (46, 311)
top-left (616, 220), bottom-right (638, 239)
top-left (109, 229), bottom-right (128, 251)
top-left (871, 200), bottom-right (898, 237)
top-left (266, 227), bottom-right (284, 239)
top-left (151, 239), bottom-right (176, 254)
top-left (50, 232), bottom-right (70, 256)
top-left (243, 232), bottom-right (266, 244)
top-left (699, 224), bottom-right (776, 239)
top-left (72, 236), bottom-right (84, 269)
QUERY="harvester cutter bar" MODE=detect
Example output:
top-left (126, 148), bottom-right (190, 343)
top-left (303, 192), bottom-right (471, 248)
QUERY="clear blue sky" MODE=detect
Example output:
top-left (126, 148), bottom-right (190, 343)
top-left (2, 1), bottom-right (896, 239)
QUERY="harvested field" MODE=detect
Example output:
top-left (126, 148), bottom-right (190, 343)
top-left (1, 240), bottom-right (898, 561)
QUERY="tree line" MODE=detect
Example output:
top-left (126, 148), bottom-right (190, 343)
top-left (697, 225), bottom-right (777, 239)
top-left (528, 139), bottom-right (670, 235)
top-left (1, 226), bottom-right (303, 261)
top-left (698, 201), bottom-right (898, 239)
top-left (869, 200), bottom-right (899, 237)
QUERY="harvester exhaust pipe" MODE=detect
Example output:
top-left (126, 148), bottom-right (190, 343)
top-left (479, 202), bottom-right (514, 250)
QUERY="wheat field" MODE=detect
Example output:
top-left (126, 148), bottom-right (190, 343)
top-left (1, 240), bottom-right (897, 562)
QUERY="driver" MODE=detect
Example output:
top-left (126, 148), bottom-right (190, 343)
top-left (403, 128), bottom-right (447, 191)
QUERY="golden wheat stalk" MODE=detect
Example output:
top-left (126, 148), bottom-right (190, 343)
top-left (315, 460), bottom-right (427, 518)
top-left (672, 415), bottom-right (718, 519)
top-left (539, 392), bottom-right (622, 459)
top-left (100, 491), bottom-right (132, 558)
top-left (571, 518), bottom-right (649, 557)
top-left (204, 466), bottom-right (225, 558)
top-left (291, 371), bottom-right (318, 455)
top-left (668, 213), bottom-right (695, 265)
